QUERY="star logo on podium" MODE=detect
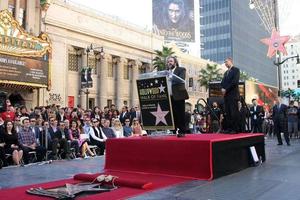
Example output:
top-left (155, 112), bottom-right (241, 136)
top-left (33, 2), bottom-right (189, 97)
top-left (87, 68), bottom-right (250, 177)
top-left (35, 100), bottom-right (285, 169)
top-left (158, 84), bottom-right (165, 93)
top-left (260, 29), bottom-right (290, 58)
top-left (150, 103), bottom-right (169, 125)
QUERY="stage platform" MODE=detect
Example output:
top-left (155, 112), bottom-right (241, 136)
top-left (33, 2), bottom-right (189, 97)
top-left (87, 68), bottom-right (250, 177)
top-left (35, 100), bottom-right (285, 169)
top-left (105, 133), bottom-right (265, 180)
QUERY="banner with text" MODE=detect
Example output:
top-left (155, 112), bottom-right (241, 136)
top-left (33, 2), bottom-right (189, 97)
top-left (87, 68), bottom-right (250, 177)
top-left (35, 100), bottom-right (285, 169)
top-left (137, 76), bottom-right (174, 130)
top-left (0, 53), bottom-right (49, 86)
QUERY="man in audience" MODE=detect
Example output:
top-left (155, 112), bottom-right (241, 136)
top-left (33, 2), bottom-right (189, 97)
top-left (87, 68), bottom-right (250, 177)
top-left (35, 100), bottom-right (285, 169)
top-left (90, 119), bottom-right (106, 155)
top-left (119, 106), bottom-right (130, 125)
top-left (250, 98), bottom-right (264, 133)
top-left (56, 107), bottom-right (66, 123)
top-left (29, 117), bottom-right (41, 146)
top-left (102, 119), bottom-right (116, 138)
top-left (49, 118), bottom-right (70, 160)
top-left (123, 119), bottom-right (132, 137)
top-left (18, 118), bottom-right (46, 164)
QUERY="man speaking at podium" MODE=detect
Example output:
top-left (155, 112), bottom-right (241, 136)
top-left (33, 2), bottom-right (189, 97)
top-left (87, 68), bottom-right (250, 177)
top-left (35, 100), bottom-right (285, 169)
top-left (167, 56), bottom-right (189, 137)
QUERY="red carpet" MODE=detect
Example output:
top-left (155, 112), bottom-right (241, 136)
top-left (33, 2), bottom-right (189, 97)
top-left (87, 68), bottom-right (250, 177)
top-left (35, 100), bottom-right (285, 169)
top-left (0, 170), bottom-right (190, 200)
top-left (105, 133), bottom-right (264, 180)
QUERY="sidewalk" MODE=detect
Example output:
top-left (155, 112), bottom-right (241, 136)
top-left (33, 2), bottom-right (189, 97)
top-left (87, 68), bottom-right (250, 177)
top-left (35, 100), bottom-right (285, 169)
top-left (1, 137), bottom-right (300, 200)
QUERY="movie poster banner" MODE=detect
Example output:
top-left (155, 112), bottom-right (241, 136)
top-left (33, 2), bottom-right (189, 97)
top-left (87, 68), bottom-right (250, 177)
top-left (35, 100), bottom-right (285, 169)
top-left (152, 0), bottom-right (195, 42)
top-left (0, 53), bottom-right (49, 87)
top-left (137, 76), bottom-right (174, 130)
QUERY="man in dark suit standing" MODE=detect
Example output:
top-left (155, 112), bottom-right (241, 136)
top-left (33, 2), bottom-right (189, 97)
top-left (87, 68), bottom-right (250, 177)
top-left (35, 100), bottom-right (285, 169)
top-left (273, 97), bottom-right (290, 146)
top-left (250, 98), bottom-right (265, 133)
top-left (167, 56), bottom-right (189, 137)
top-left (221, 57), bottom-right (240, 133)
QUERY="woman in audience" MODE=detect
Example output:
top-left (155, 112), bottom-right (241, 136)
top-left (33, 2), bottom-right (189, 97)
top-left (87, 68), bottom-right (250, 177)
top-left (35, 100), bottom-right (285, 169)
top-left (70, 120), bottom-right (94, 158)
top-left (111, 119), bottom-right (124, 138)
top-left (112, 110), bottom-right (120, 119)
top-left (91, 106), bottom-right (101, 121)
top-left (3, 120), bottom-right (23, 166)
top-left (69, 120), bottom-right (82, 157)
top-left (131, 118), bottom-right (143, 136)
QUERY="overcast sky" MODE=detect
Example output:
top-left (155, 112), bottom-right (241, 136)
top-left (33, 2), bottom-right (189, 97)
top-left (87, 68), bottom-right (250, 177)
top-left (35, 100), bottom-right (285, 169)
top-left (70, 0), bottom-right (300, 36)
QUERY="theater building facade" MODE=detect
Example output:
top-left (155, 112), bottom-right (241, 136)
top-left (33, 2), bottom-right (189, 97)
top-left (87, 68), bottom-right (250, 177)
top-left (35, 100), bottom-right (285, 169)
top-left (0, 0), bottom-right (213, 110)
top-left (0, 0), bottom-right (51, 108)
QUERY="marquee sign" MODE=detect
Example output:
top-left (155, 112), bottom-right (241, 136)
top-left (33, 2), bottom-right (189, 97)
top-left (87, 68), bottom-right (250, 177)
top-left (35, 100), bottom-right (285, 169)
top-left (0, 9), bottom-right (51, 87)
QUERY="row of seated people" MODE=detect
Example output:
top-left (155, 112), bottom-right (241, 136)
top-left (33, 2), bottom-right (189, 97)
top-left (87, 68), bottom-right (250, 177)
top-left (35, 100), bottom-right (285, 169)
top-left (0, 115), bottom-right (145, 168)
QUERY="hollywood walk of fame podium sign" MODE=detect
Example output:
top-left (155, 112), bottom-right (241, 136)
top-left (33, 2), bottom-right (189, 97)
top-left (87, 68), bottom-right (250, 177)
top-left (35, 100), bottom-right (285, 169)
top-left (137, 70), bottom-right (183, 130)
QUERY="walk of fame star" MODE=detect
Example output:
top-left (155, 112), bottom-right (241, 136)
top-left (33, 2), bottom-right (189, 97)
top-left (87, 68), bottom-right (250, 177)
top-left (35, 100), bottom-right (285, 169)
top-left (159, 84), bottom-right (165, 93)
top-left (260, 29), bottom-right (290, 58)
top-left (150, 103), bottom-right (169, 125)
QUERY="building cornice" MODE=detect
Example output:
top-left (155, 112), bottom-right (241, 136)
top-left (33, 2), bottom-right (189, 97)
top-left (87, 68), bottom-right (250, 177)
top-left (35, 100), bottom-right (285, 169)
top-left (53, 0), bottom-right (161, 39)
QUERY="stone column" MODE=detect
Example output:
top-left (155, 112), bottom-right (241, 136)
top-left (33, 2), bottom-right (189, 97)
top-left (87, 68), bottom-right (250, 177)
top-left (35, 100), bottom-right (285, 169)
top-left (0, 0), bottom-right (8, 10)
top-left (114, 57), bottom-right (127, 110)
top-left (14, 0), bottom-right (20, 22)
top-left (80, 50), bottom-right (88, 110)
top-left (130, 60), bottom-right (142, 107)
top-left (25, 0), bottom-right (36, 33)
top-left (99, 54), bottom-right (111, 110)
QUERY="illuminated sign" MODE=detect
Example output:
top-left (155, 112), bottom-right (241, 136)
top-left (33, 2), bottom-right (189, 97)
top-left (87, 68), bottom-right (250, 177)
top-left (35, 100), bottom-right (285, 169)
top-left (0, 10), bottom-right (51, 87)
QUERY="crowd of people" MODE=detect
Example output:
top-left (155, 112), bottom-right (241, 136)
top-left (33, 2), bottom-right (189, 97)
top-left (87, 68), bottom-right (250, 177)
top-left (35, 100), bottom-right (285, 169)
top-left (0, 100), bottom-right (145, 168)
top-left (201, 97), bottom-right (300, 145)
top-left (1, 94), bottom-right (299, 168)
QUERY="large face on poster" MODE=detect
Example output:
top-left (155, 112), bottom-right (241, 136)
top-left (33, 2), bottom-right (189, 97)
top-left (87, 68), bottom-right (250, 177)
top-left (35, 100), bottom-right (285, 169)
top-left (0, 10), bottom-right (51, 87)
top-left (153, 0), bottom-right (195, 42)
top-left (137, 77), bottom-right (174, 130)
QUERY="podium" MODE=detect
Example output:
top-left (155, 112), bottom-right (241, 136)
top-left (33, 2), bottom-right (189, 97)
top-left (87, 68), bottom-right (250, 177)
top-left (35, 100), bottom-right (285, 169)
top-left (137, 70), bottom-right (185, 130)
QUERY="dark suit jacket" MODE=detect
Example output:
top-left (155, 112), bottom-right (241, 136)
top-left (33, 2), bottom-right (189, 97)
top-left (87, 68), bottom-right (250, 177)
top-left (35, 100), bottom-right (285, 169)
top-left (272, 104), bottom-right (288, 122)
top-left (221, 66), bottom-right (240, 100)
top-left (52, 128), bottom-right (70, 140)
top-left (250, 105), bottom-right (265, 122)
top-left (119, 111), bottom-right (131, 124)
top-left (56, 113), bottom-right (66, 122)
top-left (172, 67), bottom-right (189, 101)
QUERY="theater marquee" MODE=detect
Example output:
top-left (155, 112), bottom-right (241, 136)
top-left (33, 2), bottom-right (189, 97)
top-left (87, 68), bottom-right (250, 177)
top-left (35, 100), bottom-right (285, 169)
top-left (0, 9), bottom-right (51, 88)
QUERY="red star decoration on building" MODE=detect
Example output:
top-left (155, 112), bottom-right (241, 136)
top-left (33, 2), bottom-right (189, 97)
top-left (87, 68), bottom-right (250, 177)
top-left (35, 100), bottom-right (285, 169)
top-left (260, 29), bottom-right (290, 58)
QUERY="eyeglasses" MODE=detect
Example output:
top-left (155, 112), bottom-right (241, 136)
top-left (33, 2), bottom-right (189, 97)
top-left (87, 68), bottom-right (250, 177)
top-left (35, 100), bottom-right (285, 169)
top-left (125, 121), bottom-right (130, 122)
top-left (30, 120), bottom-right (36, 122)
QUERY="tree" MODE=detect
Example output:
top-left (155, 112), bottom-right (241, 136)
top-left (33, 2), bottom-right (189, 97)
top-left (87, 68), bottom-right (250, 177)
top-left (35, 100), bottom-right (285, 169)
top-left (281, 88), bottom-right (295, 101)
top-left (240, 71), bottom-right (258, 82)
top-left (152, 46), bottom-right (175, 71)
top-left (198, 63), bottom-right (223, 90)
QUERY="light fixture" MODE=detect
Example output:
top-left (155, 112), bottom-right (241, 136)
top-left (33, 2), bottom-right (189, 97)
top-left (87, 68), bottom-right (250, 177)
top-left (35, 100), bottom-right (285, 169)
top-left (249, 0), bottom-right (255, 9)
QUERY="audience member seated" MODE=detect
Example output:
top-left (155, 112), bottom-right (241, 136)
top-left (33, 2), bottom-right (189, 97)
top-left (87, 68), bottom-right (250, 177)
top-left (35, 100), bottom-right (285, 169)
top-left (102, 119), bottom-right (116, 138)
top-left (90, 119), bottom-right (106, 155)
top-left (0, 123), bottom-right (7, 168)
top-left (3, 120), bottom-right (23, 166)
top-left (79, 119), bottom-right (95, 158)
top-left (18, 118), bottom-right (46, 164)
top-left (123, 119), bottom-right (132, 137)
top-left (131, 118), bottom-right (145, 136)
top-left (111, 119), bottom-right (124, 138)
top-left (29, 117), bottom-right (41, 145)
top-left (13, 116), bottom-right (22, 134)
top-left (57, 122), bottom-right (71, 159)
top-left (1, 105), bottom-right (15, 121)
top-left (68, 120), bottom-right (82, 157)
top-left (56, 107), bottom-right (66, 123)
